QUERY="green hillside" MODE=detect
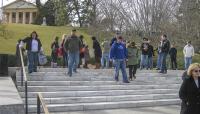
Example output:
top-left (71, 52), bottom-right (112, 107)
top-left (0, 24), bottom-right (91, 55)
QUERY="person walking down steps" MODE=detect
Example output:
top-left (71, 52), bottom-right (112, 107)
top-left (110, 36), bottom-right (129, 83)
top-left (19, 31), bottom-right (42, 74)
top-left (64, 29), bottom-right (82, 77)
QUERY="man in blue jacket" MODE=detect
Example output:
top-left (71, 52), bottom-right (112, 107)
top-left (110, 36), bottom-right (129, 83)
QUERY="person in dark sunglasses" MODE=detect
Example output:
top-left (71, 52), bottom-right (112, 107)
top-left (179, 63), bottom-right (200, 114)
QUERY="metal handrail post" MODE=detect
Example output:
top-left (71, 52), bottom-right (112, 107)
top-left (25, 81), bottom-right (28, 114)
top-left (37, 95), bottom-right (41, 114)
top-left (37, 93), bottom-right (50, 114)
top-left (21, 67), bottom-right (24, 86)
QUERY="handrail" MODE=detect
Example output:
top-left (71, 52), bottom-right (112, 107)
top-left (19, 48), bottom-right (28, 114)
top-left (37, 93), bottom-right (50, 114)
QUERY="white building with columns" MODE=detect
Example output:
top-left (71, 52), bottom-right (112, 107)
top-left (2, 0), bottom-right (38, 24)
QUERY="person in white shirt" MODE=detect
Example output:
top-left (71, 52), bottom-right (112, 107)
top-left (20, 31), bottom-right (42, 73)
top-left (183, 41), bottom-right (195, 70)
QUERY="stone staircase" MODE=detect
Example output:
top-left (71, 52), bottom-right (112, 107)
top-left (16, 68), bottom-right (183, 113)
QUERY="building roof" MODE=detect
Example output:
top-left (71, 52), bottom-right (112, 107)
top-left (2, 0), bottom-right (37, 9)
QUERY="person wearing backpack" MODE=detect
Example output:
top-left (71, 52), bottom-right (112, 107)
top-left (64, 29), bottom-right (82, 77)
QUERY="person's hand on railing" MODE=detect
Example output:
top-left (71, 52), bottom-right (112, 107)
top-left (19, 41), bottom-right (24, 48)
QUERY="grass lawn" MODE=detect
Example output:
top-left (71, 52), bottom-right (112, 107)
top-left (0, 24), bottom-right (92, 55)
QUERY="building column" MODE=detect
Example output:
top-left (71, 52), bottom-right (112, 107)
top-left (16, 12), bottom-right (19, 23)
top-left (29, 12), bottom-right (33, 24)
top-left (9, 12), bottom-right (12, 23)
top-left (22, 12), bottom-right (26, 24)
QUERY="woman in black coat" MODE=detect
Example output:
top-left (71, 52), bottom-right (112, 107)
top-left (179, 63), bottom-right (200, 114)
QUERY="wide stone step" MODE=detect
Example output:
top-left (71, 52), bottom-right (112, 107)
top-left (19, 89), bottom-right (178, 98)
top-left (16, 75), bottom-right (182, 82)
top-left (27, 99), bottom-right (180, 113)
top-left (24, 94), bottom-right (178, 105)
top-left (17, 80), bottom-right (181, 86)
top-left (18, 84), bottom-right (180, 92)
top-left (36, 68), bottom-right (184, 73)
top-left (16, 71), bottom-right (183, 78)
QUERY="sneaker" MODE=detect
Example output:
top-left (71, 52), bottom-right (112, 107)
top-left (156, 68), bottom-right (160, 70)
top-left (123, 81), bottom-right (130, 83)
top-left (133, 76), bottom-right (136, 79)
top-left (115, 77), bottom-right (119, 82)
top-left (129, 77), bottom-right (133, 81)
top-left (28, 71), bottom-right (32, 74)
top-left (158, 71), bottom-right (164, 73)
top-left (73, 70), bottom-right (78, 73)
top-left (66, 72), bottom-right (72, 77)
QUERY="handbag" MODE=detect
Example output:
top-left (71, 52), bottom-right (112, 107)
top-left (38, 51), bottom-right (47, 65)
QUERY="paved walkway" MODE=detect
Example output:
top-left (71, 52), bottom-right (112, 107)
top-left (0, 77), bottom-right (24, 114)
top-left (53, 105), bottom-right (180, 114)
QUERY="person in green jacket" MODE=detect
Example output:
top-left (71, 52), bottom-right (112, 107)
top-left (127, 41), bottom-right (139, 80)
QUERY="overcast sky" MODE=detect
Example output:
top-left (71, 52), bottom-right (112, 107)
top-left (0, 0), bottom-right (47, 7)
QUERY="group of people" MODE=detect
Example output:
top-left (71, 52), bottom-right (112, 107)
top-left (16, 29), bottom-right (200, 114)
top-left (17, 30), bottom-right (196, 80)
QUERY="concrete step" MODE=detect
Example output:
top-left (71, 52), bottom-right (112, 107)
top-left (24, 94), bottom-right (178, 105)
top-left (19, 89), bottom-right (178, 98)
top-left (17, 80), bottom-right (181, 86)
top-left (27, 99), bottom-right (180, 113)
top-left (18, 84), bottom-right (180, 92)
top-left (16, 71), bottom-right (183, 78)
top-left (16, 75), bottom-right (182, 82)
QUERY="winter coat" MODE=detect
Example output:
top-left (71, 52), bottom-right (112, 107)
top-left (110, 42), bottom-right (127, 60)
top-left (22, 37), bottom-right (42, 52)
top-left (93, 40), bottom-right (102, 58)
top-left (127, 46), bottom-right (139, 65)
top-left (161, 39), bottom-right (170, 53)
top-left (179, 76), bottom-right (200, 114)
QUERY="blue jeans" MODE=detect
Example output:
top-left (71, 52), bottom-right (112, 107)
top-left (113, 59), bottom-right (128, 82)
top-left (140, 54), bottom-right (148, 69)
top-left (63, 51), bottom-right (68, 67)
top-left (184, 57), bottom-right (192, 70)
top-left (68, 51), bottom-right (79, 76)
top-left (157, 53), bottom-right (162, 69)
top-left (148, 56), bottom-right (153, 69)
top-left (27, 51), bottom-right (38, 73)
top-left (160, 52), bottom-right (168, 71)
top-left (101, 53), bottom-right (109, 68)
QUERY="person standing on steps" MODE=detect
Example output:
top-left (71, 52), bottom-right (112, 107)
top-left (51, 36), bottom-right (59, 68)
top-left (140, 37), bottom-right (149, 70)
top-left (127, 41), bottom-right (139, 81)
top-left (92, 36), bottom-right (102, 69)
top-left (169, 44), bottom-right (177, 70)
top-left (61, 34), bottom-right (68, 68)
top-left (179, 63), bottom-right (200, 114)
top-left (79, 35), bottom-right (85, 68)
top-left (64, 29), bottom-right (82, 77)
top-left (110, 36), bottom-right (129, 83)
top-left (101, 39), bottom-right (110, 69)
top-left (159, 34), bottom-right (170, 74)
top-left (156, 38), bottom-right (162, 70)
top-left (83, 45), bottom-right (90, 68)
top-left (16, 39), bottom-right (25, 67)
top-left (19, 31), bottom-right (42, 74)
top-left (147, 40), bottom-right (154, 70)
top-left (183, 41), bottom-right (195, 70)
